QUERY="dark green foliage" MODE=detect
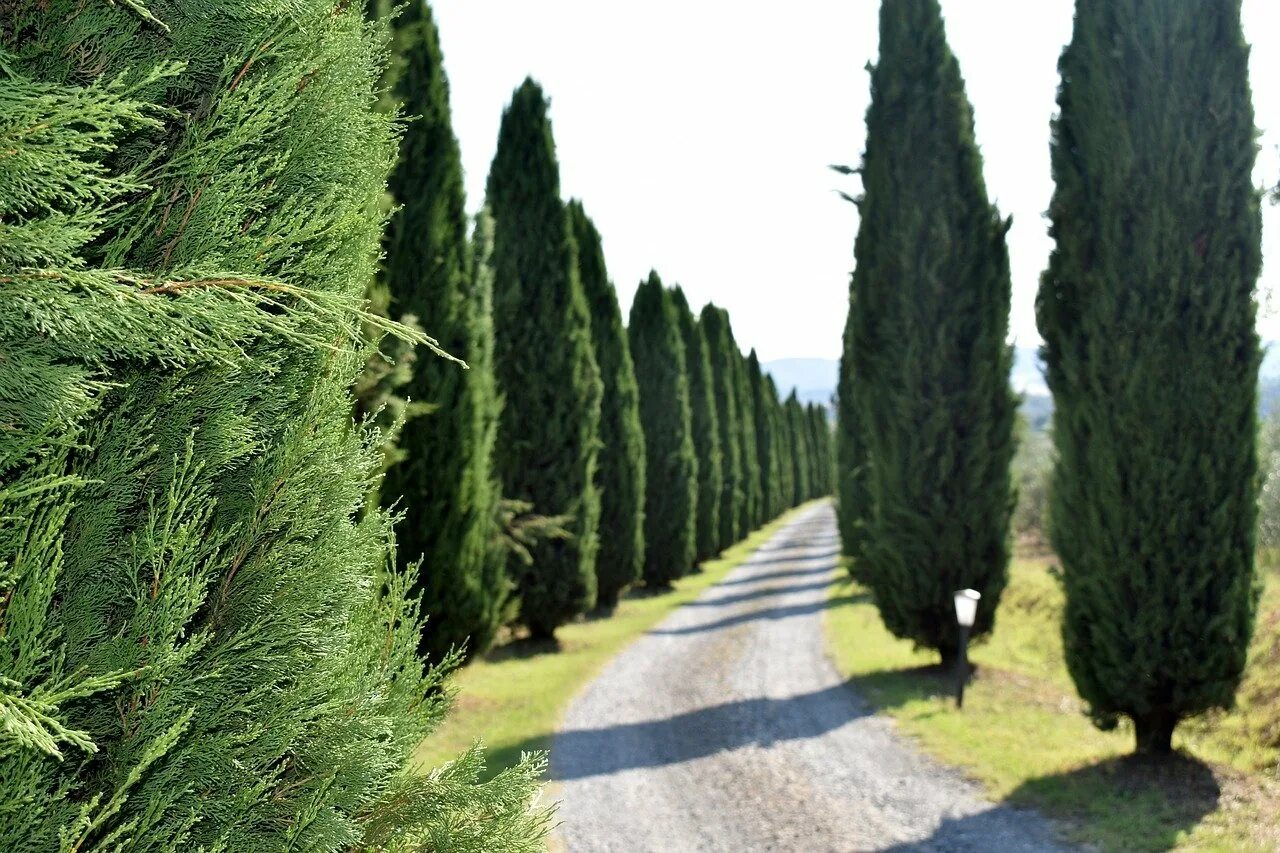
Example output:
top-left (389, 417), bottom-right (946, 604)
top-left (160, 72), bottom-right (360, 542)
top-left (700, 305), bottom-right (744, 551)
top-left (844, 0), bottom-right (1016, 664)
top-left (836, 297), bottom-right (873, 560)
top-left (673, 287), bottom-right (723, 562)
top-left (378, 0), bottom-right (507, 663)
top-left (747, 351), bottom-right (780, 524)
top-left (629, 274), bottom-right (698, 585)
top-left (786, 393), bottom-right (813, 507)
top-left (734, 349), bottom-right (762, 534)
top-left (1037, 0), bottom-right (1261, 753)
top-left (0, 2), bottom-right (547, 848)
top-left (487, 79), bottom-right (603, 638)
top-left (767, 378), bottom-right (795, 513)
top-left (807, 404), bottom-right (833, 498)
top-left (570, 200), bottom-right (647, 609)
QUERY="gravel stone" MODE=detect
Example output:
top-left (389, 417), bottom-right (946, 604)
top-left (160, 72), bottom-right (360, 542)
top-left (551, 503), bottom-right (1071, 852)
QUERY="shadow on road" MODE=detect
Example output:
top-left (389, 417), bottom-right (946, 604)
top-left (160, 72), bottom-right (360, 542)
top-left (873, 805), bottom-right (1062, 852)
top-left (716, 561), bottom-right (841, 587)
top-left (551, 679), bottom-right (872, 781)
top-left (683, 578), bottom-right (841, 609)
top-left (647, 594), bottom-right (866, 637)
top-left (737, 548), bottom-right (841, 569)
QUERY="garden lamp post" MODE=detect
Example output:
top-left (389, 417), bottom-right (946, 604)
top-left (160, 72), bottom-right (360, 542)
top-left (953, 589), bottom-right (981, 708)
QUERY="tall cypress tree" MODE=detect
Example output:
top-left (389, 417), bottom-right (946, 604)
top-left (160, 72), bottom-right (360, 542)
top-left (1038, 0), bottom-right (1261, 753)
top-left (767, 376), bottom-right (795, 514)
top-left (836, 295), bottom-right (873, 560)
top-left (807, 404), bottom-right (832, 498)
top-left (569, 200), bottom-right (647, 610)
top-left (629, 274), bottom-right (698, 586)
top-left (846, 0), bottom-right (1016, 664)
top-left (488, 79), bottom-right (603, 638)
top-left (786, 392), bottom-right (812, 508)
top-left (378, 0), bottom-right (507, 662)
top-left (673, 286), bottom-right (723, 562)
top-left (734, 348), bottom-right (762, 534)
top-left (747, 350), bottom-right (779, 525)
top-left (0, 3), bottom-right (547, 848)
top-left (701, 305), bottom-right (744, 550)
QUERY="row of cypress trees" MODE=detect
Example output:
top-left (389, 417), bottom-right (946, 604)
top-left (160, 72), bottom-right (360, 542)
top-left (836, 0), bottom-right (1261, 755)
top-left (1, 1), bottom-right (550, 848)
top-left (370, 2), bottom-right (834, 649)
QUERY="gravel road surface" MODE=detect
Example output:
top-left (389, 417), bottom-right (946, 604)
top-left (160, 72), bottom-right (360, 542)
top-left (551, 502), bottom-right (1068, 852)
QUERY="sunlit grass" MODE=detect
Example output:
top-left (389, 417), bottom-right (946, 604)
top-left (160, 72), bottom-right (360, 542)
top-left (825, 559), bottom-right (1280, 851)
top-left (414, 504), bottom-right (814, 778)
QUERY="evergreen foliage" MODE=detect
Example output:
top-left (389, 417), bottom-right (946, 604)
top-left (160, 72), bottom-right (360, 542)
top-left (378, 0), bottom-right (507, 663)
top-left (570, 200), bottom-right (647, 610)
top-left (845, 0), bottom-right (1016, 664)
top-left (1038, 0), bottom-right (1261, 753)
top-left (700, 305), bottom-right (745, 551)
top-left (672, 287), bottom-right (723, 563)
top-left (836, 299), bottom-right (872, 561)
top-left (629, 274), bottom-right (698, 586)
top-left (807, 404), bottom-right (833, 498)
top-left (785, 393), bottom-right (813, 507)
top-left (733, 349), bottom-right (762, 535)
top-left (747, 351), bottom-right (780, 525)
top-left (767, 377), bottom-right (795, 514)
top-left (0, 3), bottom-right (547, 848)
top-left (487, 79), bottom-right (603, 638)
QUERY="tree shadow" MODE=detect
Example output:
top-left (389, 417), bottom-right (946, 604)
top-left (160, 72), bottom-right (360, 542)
top-left (739, 548), bottom-right (841, 569)
top-left (483, 634), bottom-right (562, 663)
top-left (647, 594), bottom-right (864, 637)
top-left (873, 804), bottom-right (1065, 852)
top-left (717, 562), bottom-right (840, 587)
top-left (683, 578), bottom-right (844, 609)
top-left (1001, 752), bottom-right (1222, 852)
top-left (550, 679), bottom-right (873, 781)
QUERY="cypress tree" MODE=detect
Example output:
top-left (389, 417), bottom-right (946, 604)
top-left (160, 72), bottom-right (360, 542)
top-left (734, 349), bottom-right (762, 534)
top-left (701, 305), bottom-right (744, 550)
top-left (786, 392), bottom-right (812, 508)
top-left (672, 287), bottom-right (723, 562)
top-left (378, 0), bottom-right (507, 662)
top-left (488, 79), bottom-right (603, 638)
top-left (0, 4), bottom-right (547, 848)
top-left (747, 350), bottom-right (779, 524)
top-left (808, 404), bottom-right (833, 498)
top-left (629, 274), bottom-right (698, 585)
top-left (846, 0), bottom-right (1016, 664)
top-left (569, 200), bottom-right (647, 610)
top-left (1038, 0), bottom-right (1261, 753)
top-left (767, 377), bottom-right (795, 514)
top-left (836, 298), bottom-right (873, 559)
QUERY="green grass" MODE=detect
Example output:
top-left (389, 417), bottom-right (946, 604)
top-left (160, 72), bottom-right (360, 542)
top-left (825, 559), bottom-right (1280, 852)
top-left (414, 505), bottom-right (812, 777)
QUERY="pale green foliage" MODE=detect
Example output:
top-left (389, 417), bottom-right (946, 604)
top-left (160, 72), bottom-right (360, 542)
top-left (1, 3), bottom-right (546, 849)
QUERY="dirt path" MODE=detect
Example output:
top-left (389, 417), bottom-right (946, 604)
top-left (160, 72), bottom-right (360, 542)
top-left (551, 503), bottom-right (1068, 852)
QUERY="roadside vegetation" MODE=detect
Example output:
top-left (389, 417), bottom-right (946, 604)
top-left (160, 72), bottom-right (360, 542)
top-left (415, 508), bottom-right (810, 776)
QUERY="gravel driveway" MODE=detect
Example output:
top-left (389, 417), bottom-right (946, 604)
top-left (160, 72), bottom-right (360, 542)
top-left (551, 502), bottom-right (1068, 852)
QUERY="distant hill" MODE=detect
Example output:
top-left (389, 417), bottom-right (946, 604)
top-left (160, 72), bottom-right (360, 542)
top-left (767, 342), bottom-right (1280, 428)
top-left (762, 358), bottom-right (839, 407)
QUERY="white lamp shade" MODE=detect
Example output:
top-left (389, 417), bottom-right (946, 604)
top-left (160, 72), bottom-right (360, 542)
top-left (954, 589), bottom-right (981, 627)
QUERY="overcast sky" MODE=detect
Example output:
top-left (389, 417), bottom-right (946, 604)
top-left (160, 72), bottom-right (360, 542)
top-left (434, 1), bottom-right (1280, 362)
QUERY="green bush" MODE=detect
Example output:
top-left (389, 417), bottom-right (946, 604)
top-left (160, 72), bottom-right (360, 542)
top-left (0, 3), bottom-right (547, 848)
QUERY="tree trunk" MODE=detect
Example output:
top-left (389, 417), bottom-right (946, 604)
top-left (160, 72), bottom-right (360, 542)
top-left (1134, 712), bottom-right (1177, 754)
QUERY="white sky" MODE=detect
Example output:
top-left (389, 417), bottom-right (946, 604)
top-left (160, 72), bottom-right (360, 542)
top-left (435, 1), bottom-right (1280, 362)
